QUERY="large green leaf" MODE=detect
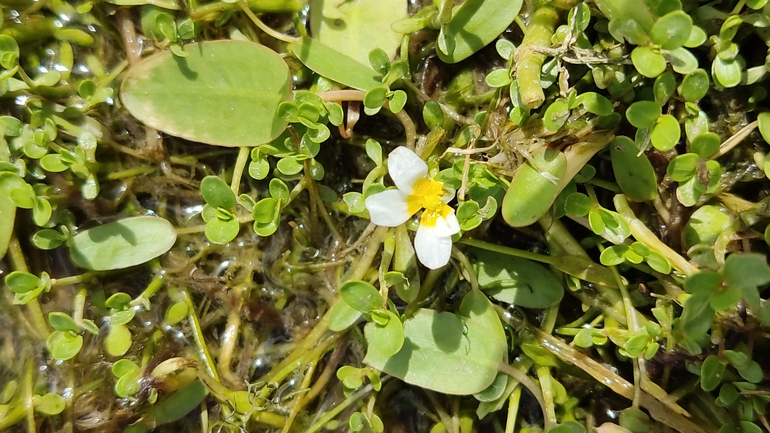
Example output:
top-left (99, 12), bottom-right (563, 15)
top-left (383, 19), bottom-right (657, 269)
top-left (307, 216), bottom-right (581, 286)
top-left (364, 308), bottom-right (504, 395)
top-left (0, 193), bottom-right (14, 259)
top-left (436, 0), bottom-right (523, 64)
top-left (290, 37), bottom-right (382, 91)
top-left (121, 41), bottom-right (291, 147)
top-left (471, 249), bottom-right (564, 309)
top-left (310, 0), bottom-right (406, 66)
top-left (70, 216), bottom-right (177, 270)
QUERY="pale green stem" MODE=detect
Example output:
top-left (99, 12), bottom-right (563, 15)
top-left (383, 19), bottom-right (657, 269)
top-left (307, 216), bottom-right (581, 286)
top-left (613, 194), bottom-right (698, 276)
top-left (25, 361), bottom-right (35, 433)
top-left (7, 234), bottom-right (49, 338)
top-left (174, 287), bottom-right (220, 382)
top-left (451, 247), bottom-right (479, 291)
top-left (230, 147), bottom-right (250, 196)
top-left (262, 226), bottom-right (389, 383)
top-left (237, 0), bottom-right (299, 43)
top-left (515, 6), bottom-right (559, 109)
top-left (504, 387), bottom-right (522, 433)
top-left (603, 245), bottom-right (644, 407)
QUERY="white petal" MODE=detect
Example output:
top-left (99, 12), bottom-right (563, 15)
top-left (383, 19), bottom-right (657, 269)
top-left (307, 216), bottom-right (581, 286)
top-left (365, 189), bottom-right (412, 227)
top-left (433, 211), bottom-right (461, 237)
top-left (387, 146), bottom-right (428, 194)
top-left (414, 223), bottom-right (453, 269)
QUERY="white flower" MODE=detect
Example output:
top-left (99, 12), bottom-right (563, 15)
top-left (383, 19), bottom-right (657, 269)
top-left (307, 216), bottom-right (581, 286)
top-left (364, 147), bottom-right (460, 269)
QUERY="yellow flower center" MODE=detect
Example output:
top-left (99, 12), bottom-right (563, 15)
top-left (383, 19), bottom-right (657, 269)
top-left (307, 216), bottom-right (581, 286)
top-left (407, 178), bottom-right (453, 227)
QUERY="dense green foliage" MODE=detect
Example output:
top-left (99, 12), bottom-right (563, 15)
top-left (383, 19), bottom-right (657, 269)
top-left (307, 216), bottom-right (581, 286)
top-left (3, 0), bottom-right (770, 432)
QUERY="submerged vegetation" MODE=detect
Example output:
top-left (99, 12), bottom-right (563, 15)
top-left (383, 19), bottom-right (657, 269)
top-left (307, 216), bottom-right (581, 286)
top-left (4, 0), bottom-right (770, 432)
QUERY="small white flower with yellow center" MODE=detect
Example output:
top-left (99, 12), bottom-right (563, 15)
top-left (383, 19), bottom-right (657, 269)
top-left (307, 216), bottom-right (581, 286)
top-left (365, 147), bottom-right (460, 269)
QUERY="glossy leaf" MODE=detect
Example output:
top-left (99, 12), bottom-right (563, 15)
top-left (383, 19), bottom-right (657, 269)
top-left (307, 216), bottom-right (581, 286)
top-left (653, 71), bottom-right (676, 105)
top-left (758, 112), bottom-right (770, 145)
top-left (610, 136), bottom-right (658, 202)
top-left (364, 310), bottom-right (404, 357)
top-left (435, 0), bottom-right (523, 64)
top-left (650, 114), bottom-right (681, 151)
top-left (631, 47), bottom-right (666, 78)
top-left (200, 175), bottom-right (235, 209)
top-left (679, 69), bottom-right (709, 102)
top-left (47, 331), bottom-right (83, 361)
top-left (105, 324), bottom-right (132, 357)
top-left (364, 309), bottom-right (504, 395)
top-left (690, 133), bottom-right (720, 158)
top-left (472, 249), bottom-right (563, 308)
top-left (121, 41), bottom-right (291, 147)
top-left (340, 280), bottom-right (382, 313)
top-left (723, 253), bottom-right (770, 290)
top-left (34, 393), bottom-right (65, 415)
top-left (309, 0), bottom-right (406, 66)
top-left (290, 37), bottom-right (382, 91)
top-left (0, 193), bottom-right (14, 259)
top-left (651, 11), bottom-right (692, 50)
top-left (70, 216), bottom-right (177, 271)
top-left (502, 147), bottom-right (567, 227)
top-left (666, 47), bottom-right (698, 75)
top-left (328, 299), bottom-right (362, 332)
top-left (626, 101), bottom-right (661, 129)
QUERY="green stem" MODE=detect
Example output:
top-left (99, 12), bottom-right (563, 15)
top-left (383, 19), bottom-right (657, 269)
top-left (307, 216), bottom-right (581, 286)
top-left (613, 195), bottom-right (697, 277)
top-left (173, 287), bottom-right (220, 382)
top-left (504, 387), bottom-right (522, 433)
top-left (7, 234), bottom-right (49, 338)
top-left (451, 247), bottom-right (478, 291)
top-left (237, 0), bottom-right (299, 43)
top-left (73, 287), bottom-right (87, 325)
top-left (304, 382), bottom-right (382, 433)
top-left (231, 147), bottom-right (249, 196)
top-left (496, 362), bottom-right (549, 429)
top-left (262, 226), bottom-right (389, 383)
top-left (191, 0), bottom-right (303, 22)
top-left (131, 273), bottom-right (165, 308)
top-left (515, 6), bottom-right (560, 109)
top-left (25, 361), bottom-right (35, 433)
top-left (51, 274), bottom-right (91, 287)
top-left (603, 245), bottom-right (644, 407)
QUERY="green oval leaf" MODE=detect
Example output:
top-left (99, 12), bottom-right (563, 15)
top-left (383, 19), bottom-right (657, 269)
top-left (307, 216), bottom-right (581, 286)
top-left (47, 331), bottom-right (83, 361)
top-left (205, 216), bottom-right (240, 245)
top-left (365, 310), bottom-right (404, 357)
top-left (340, 280), bottom-right (381, 313)
top-left (758, 112), bottom-right (770, 144)
top-left (105, 324), bottom-right (132, 357)
top-left (0, 193), bottom-right (15, 259)
top-left (651, 11), bottom-right (692, 50)
top-left (666, 153), bottom-right (699, 182)
top-left (49, 312), bottom-right (80, 333)
top-left (200, 175), bottom-right (235, 209)
top-left (626, 101), bottom-right (661, 129)
top-left (290, 37), bottom-right (382, 91)
top-left (631, 46), bottom-right (666, 78)
top-left (472, 249), bottom-right (564, 309)
top-left (328, 298), bottom-right (363, 332)
top-left (364, 309), bottom-right (504, 395)
top-left (121, 40), bottom-right (291, 147)
top-left (309, 0), bottom-right (406, 66)
top-left (436, 0), bottom-right (523, 64)
top-left (502, 147), bottom-right (567, 227)
top-left (70, 216), bottom-right (177, 271)
top-left (678, 69), bottom-right (709, 102)
top-left (34, 393), bottom-right (65, 415)
top-left (610, 136), bottom-right (658, 202)
top-left (650, 114), bottom-right (681, 151)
